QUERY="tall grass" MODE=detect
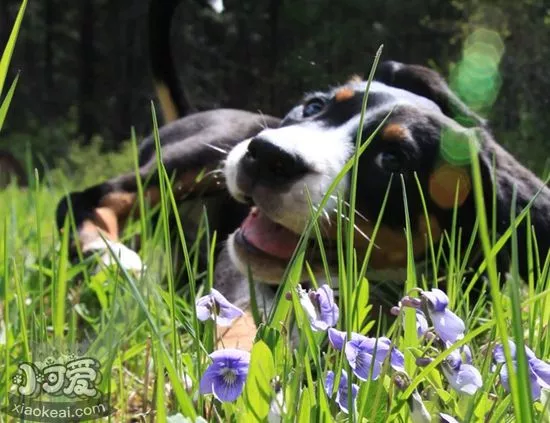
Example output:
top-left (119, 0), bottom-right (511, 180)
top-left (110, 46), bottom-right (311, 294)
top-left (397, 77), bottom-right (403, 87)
top-left (2, 2), bottom-right (550, 421)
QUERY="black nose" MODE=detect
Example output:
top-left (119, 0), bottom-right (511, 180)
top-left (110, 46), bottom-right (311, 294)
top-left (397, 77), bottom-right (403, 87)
top-left (242, 137), bottom-right (308, 185)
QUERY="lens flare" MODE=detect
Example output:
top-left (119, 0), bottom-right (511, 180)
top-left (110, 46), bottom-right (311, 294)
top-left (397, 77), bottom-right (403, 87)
top-left (450, 28), bottom-right (504, 113)
top-left (429, 164), bottom-right (472, 209)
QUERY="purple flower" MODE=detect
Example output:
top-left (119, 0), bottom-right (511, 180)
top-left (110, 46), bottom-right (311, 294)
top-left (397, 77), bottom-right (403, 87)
top-left (440, 413), bottom-right (460, 423)
top-left (493, 340), bottom-right (550, 400)
top-left (298, 284), bottom-right (339, 331)
top-left (328, 328), bottom-right (348, 350)
top-left (441, 345), bottom-right (482, 395)
top-left (324, 370), bottom-right (359, 414)
top-left (196, 289), bottom-right (244, 327)
top-left (199, 349), bottom-right (250, 402)
top-left (344, 335), bottom-right (405, 381)
top-left (328, 328), bottom-right (364, 351)
top-left (416, 310), bottom-right (429, 338)
top-left (421, 289), bottom-right (465, 344)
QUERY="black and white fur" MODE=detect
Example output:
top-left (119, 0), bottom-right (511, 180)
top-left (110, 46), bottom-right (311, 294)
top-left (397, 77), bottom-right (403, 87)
top-left (56, 0), bottom-right (550, 316)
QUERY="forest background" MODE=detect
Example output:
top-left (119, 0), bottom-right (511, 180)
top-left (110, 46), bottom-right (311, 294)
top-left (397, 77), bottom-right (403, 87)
top-left (1, 0), bottom-right (549, 187)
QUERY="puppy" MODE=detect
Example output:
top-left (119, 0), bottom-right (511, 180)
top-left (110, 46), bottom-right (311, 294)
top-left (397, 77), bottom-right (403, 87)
top-left (219, 61), bottom-right (550, 314)
top-left (57, 1), bottom-right (550, 347)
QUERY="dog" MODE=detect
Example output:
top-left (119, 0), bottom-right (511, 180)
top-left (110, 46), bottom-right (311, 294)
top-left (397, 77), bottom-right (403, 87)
top-left (219, 61), bottom-right (550, 307)
top-left (0, 150), bottom-right (27, 188)
top-left (57, 1), bottom-right (550, 347)
top-left (56, 0), bottom-right (280, 274)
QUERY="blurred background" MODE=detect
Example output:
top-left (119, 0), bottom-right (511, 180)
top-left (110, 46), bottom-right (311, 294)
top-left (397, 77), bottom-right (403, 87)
top-left (0, 0), bottom-right (549, 188)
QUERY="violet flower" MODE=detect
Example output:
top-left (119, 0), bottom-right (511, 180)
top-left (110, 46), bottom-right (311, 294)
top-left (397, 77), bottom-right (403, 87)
top-left (416, 310), bottom-right (429, 339)
top-left (199, 349), bottom-right (250, 402)
top-left (298, 284), bottom-right (339, 331)
top-left (441, 345), bottom-right (482, 395)
top-left (493, 340), bottom-right (550, 400)
top-left (328, 328), bottom-right (349, 351)
top-left (196, 289), bottom-right (244, 327)
top-left (421, 289), bottom-right (465, 344)
top-left (344, 335), bottom-right (405, 381)
top-left (391, 302), bottom-right (429, 339)
top-left (324, 370), bottom-right (359, 414)
top-left (440, 413), bottom-right (460, 423)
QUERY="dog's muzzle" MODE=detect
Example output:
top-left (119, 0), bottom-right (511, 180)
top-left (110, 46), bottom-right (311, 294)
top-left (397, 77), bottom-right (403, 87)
top-left (239, 136), bottom-right (309, 188)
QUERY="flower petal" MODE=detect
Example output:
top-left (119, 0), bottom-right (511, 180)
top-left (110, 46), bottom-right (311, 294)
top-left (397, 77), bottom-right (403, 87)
top-left (416, 310), bottom-right (429, 338)
top-left (336, 381), bottom-right (359, 415)
top-left (499, 363), bottom-right (510, 393)
top-left (446, 348), bottom-right (462, 371)
top-left (530, 357), bottom-right (550, 390)
top-left (443, 363), bottom-right (482, 395)
top-left (324, 371), bottom-right (335, 396)
top-left (199, 363), bottom-right (220, 394)
top-left (439, 413), bottom-right (460, 423)
top-left (528, 368), bottom-right (542, 400)
top-left (493, 340), bottom-right (517, 363)
top-left (344, 336), bottom-right (391, 381)
top-left (334, 369), bottom-right (358, 415)
top-left (354, 352), bottom-right (381, 381)
top-left (462, 345), bottom-right (473, 365)
top-left (211, 289), bottom-right (245, 327)
top-left (316, 284), bottom-right (339, 328)
top-left (298, 287), bottom-right (319, 324)
top-left (390, 347), bottom-right (405, 372)
top-left (212, 374), bottom-right (246, 402)
top-left (210, 348), bottom-right (251, 364)
top-left (328, 328), bottom-right (347, 351)
top-left (196, 295), bottom-right (214, 322)
top-left (422, 288), bottom-right (449, 312)
top-left (431, 309), bottom-right (465, 343)
top-left (409, 390), bottom-right (431, 423)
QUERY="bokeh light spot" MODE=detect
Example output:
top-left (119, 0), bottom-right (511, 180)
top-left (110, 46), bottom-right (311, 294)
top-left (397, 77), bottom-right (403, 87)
top-left (439, 128), bottom-right (480, 166)
top-left (429, 164), bottom-right (472, 209)
top-left (450, 28), bottom-right (504, 113)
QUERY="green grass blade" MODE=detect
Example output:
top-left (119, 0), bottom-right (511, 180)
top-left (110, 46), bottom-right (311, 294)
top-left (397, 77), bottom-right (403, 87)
top-left (54, 217), bottom-right (70, 341)
top-left (468, 133), bottom-right (524, 420)
top-left (0, 73), bottom-right (19, 131)
top-left (0, 0), bottom-right (26, 97)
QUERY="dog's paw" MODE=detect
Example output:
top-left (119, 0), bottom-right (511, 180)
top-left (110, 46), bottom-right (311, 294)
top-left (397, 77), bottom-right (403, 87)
top-left (83, 238), bottom-right (145, 275)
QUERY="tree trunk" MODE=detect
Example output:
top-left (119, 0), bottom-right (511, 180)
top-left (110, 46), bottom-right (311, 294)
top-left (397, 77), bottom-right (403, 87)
top-left (43, 0), bottom-right (54, 104)
top-left (78, 0), bottom-right (95, 143)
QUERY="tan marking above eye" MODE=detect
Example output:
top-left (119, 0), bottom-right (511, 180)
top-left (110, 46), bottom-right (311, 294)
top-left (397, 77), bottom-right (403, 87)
top-left (382, 123), bottom-right (409, 141)
top-left (334, 87), bottom-right (355, 102)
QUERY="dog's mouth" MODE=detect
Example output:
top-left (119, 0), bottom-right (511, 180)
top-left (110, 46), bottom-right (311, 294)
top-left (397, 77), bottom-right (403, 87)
top-left (237, 207), bottom-right (301, 260)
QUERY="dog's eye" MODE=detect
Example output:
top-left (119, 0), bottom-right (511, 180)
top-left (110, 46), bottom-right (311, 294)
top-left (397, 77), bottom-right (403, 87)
top-left (375, 151), bottom-right (402, 172)
top-left (302, 98), bottom-right (326, 118)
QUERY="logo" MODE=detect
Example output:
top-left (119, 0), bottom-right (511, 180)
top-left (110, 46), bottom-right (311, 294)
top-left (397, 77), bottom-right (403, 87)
top-left (2, 352), bottom-right (114, 422)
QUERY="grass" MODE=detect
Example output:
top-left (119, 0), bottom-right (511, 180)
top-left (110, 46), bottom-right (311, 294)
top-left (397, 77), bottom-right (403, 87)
top-left (2, 2), bottom-right (550, 422)
top-left (4, 150), bottom-right (550, 423)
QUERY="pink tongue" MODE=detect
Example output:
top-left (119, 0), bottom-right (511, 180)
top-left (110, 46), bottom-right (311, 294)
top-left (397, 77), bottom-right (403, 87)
top-left (241, 208), bottom-right (300, 260)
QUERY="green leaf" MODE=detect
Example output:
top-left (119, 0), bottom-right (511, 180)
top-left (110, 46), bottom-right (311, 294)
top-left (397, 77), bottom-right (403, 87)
top-left (0, 0), bottom-right (26, 97)
top-left (255, 325), bottom-right (285, 373)
top-left (243, 341), bottom-right (276, 421)
top-left (0, 73), bottom-right (18, 131)
top-left (297, 388), bottom-right (312, 423)
top-left (358, 380), bottom-right (388, 421)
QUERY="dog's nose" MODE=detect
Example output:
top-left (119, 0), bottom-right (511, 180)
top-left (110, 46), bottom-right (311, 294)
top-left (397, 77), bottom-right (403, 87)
top-left (243, 137), bottom-right (308, 185)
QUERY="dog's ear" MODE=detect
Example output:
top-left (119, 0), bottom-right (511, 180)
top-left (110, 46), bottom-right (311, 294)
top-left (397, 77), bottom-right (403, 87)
top-left (376, 61), bottom-right (484, 128)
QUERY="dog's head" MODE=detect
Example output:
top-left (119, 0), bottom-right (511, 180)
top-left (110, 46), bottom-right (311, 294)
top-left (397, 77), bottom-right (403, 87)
top-left (223, 61), bottom-right (529, 283)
